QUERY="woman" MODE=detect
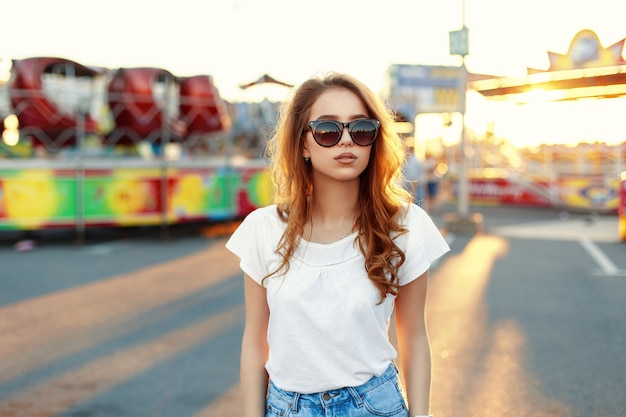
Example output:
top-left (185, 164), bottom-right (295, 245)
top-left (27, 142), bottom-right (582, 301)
top-left (226, 73), bottom-right (449, 417)
top-left (422, 154), bottom-right (440, 213)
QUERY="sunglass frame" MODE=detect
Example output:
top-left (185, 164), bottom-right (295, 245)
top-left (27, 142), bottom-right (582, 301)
top-left (307, 119), bottom-right (380, 147)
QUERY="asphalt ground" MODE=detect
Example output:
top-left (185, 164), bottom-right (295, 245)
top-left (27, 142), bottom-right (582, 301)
top-left (0, 203), bottom-right (624, 417)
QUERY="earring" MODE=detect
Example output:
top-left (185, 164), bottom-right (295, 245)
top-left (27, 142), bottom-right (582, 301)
top-left (304, 156), bottom-right (310, 162)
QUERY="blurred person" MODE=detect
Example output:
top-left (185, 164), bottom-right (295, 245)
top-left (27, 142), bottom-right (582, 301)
top-left (226, 73), bottom-right (449, 417)
top-left (422, 153), bottom-right (439, 213)
top-left (402, 142), bottom-right (424, 207)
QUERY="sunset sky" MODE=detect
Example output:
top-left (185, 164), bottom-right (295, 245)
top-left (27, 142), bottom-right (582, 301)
top-left (3, 0), bottom-right (625, 99)
top-left (3, 0), bottom-right (626, 146)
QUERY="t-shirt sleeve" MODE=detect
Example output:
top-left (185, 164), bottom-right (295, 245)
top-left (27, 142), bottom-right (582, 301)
top-left (397, 204), bottom-right (450, 286)
top-left (225, 207), bottom-right (276, 285)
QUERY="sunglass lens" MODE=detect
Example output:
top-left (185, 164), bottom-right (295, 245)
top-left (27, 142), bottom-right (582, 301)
top-left (313, 121), bottom-right (341, 146)
top-left (350, 120), bottom-right (377, 145)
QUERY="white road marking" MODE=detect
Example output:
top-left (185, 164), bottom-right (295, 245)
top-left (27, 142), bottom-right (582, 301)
top-left (578, 238), bottom-right (622, 276)
top-left (79, 240), bottom-right (131, 255)
top-left (490, 217), bottom-right (620, 243)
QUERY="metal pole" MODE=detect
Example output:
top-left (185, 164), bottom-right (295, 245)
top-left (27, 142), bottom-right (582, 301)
top-left (443, 0), bottom-right (483, 233)
top-left (75, 110), bottom-right (86, 245)
top-left (462, 0), bottom-right (466, 26)
top-left (458, 0), bottom-right (469, 218)
top-left (458, 59), bottom-right (469, 218)
top-left (159, 81), bottom-right (171, 241)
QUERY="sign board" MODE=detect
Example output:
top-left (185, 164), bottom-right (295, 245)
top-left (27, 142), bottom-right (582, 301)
top-left (449, 27), bottom-right (469, 56)
top-left (387, 64), bottom-right (463, 115)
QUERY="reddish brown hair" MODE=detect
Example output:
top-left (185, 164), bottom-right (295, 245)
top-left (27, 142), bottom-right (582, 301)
top-left (265, 72), bottom-right (410, 301)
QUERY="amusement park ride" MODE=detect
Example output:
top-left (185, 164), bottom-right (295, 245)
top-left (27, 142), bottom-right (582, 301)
top-left (0, 29), bottom-right (625, 238)
top-left (0, 56), bottom-right (272, 234)
top-left (467, 29), bottom-right (625, 216)
top-left (387, 29), bottom-right (625, 231)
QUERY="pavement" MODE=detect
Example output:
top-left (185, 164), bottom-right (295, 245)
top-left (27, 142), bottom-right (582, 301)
top-left (0, 203), bottom-right (624, 417)
top-left (434, 203), bottom-right (622, 243)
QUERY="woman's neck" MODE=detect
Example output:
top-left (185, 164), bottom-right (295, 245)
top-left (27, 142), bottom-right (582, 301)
top-left (305, 181), bottom-right (359, 243)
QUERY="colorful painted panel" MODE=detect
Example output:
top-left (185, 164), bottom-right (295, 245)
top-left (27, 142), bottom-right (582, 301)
top-left (0, 164), bottom-right (273, 231)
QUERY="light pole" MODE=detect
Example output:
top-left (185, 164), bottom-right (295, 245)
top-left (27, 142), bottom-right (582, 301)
top-left (458, 0), bottom-right (469, 218)
top-left (446, 0), bottom-right (483, 232)
top-left (458, 51), bottom-right (469, 219)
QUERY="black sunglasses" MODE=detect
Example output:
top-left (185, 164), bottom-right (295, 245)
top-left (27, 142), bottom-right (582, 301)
top-left (308, 119), bottom-right (380, 147)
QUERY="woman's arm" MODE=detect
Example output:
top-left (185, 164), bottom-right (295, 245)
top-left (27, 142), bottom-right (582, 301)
top-left (241, 274), bottom-right (270, 417)
top-left (395, 270), bottom-right (432, 416)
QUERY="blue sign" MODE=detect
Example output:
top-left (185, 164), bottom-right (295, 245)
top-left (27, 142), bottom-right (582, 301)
top-left (392, 64), bottom-right (461, 89)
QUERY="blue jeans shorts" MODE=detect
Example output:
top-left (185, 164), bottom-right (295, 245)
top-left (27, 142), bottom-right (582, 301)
top-left (265, 363), bottom-right (409, 417)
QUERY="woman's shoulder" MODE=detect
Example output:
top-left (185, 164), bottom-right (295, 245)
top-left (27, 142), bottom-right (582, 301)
top-left (243, 204), bottom-right (281, 224)
top-left (395, 202), bottom-right (446, 237)
top-left (247, 204), bottom-right (277, 216)
top-left (397, 202), bottom-right (428, 225)
top-left (244, 204), bottom-right (290, 231)
top-left (230, 205), bottom-right (284, 243)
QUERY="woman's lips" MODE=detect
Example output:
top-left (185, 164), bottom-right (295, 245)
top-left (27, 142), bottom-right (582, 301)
top-left (335, 152), bottom-right (356, 163)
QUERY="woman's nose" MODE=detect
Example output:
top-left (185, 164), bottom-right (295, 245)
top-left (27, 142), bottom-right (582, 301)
top-left (337, 125), bottom-right (353, 146)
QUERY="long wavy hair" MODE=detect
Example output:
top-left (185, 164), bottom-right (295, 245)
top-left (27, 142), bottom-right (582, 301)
top-left (265, 72), bottom-right (411, 302)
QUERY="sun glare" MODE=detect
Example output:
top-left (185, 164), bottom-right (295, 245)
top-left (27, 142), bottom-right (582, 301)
top-left (466, 90), bottom-right (626, 149)
top-left (0, 59), bottom-right (11, 83)
top-left (2, 114), bottom-right (20, 146)
top-left (514, 88), bottom-right (567, 104)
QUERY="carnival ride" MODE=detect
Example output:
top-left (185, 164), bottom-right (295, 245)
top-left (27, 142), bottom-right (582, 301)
top-left (0, 56), bottom-right (272, 233)
top-left (9, 57), bottom-right (102, 150)
top-left (387, 29), bottom-right (625, 213)
top-left (466, 29), bottom-right (625, 212)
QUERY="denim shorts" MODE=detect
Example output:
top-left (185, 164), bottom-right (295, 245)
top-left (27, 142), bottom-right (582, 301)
top-left (265, 363), bottom-right (409, 417)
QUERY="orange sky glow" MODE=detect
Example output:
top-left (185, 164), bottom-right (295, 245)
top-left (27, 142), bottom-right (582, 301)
top-left (2, 0), bottom-right (626, 148)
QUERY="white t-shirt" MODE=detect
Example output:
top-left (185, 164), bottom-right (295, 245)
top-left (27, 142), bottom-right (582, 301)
top-left (225, 203), bottom-right (449, 394)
